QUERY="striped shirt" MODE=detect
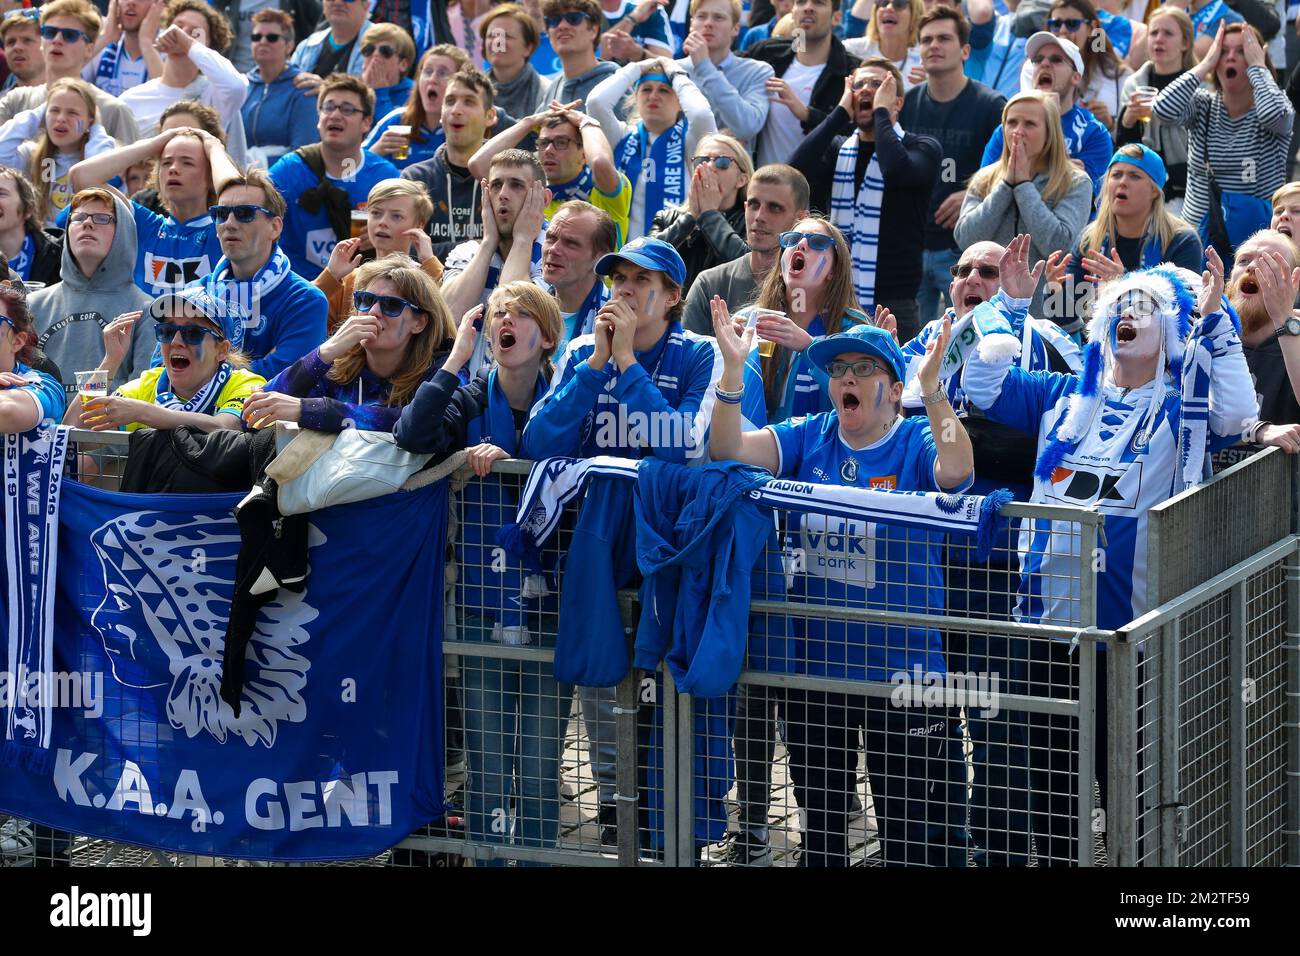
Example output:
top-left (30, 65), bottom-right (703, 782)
top-left (1152, 65), bottom-right (1294, 232)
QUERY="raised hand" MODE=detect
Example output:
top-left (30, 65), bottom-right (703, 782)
top-left (1198, 245), bottom-right (1225, 318)
top-left (1044, 249), bottom-right (1072, 287)
top-left (917, 313), bottom-right (952, 395)
top-left (871, 304), bottom-right (898, 342)
top-left (1254, 250), bottom-right (1300, 327)
top-left (445, 305), bottom-right (482, 372)
top-left (326, 236), bottom-right (364, 280)
top-left (102, 311), bottom-right (140, 369)
top-left (998, 233), bottom-right (1045, 299)
top-left (1081, 246), bottom-right (1125, 285)
top-left (405, 226), bottom-right (434, 262)
top-left (318, 313), bottom-right (383, 363)
top-left (712, 296), bottom-right (753, 370)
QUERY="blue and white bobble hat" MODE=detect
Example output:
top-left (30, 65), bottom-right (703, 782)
top-left (1035, 265), bottom-right (1200, 482)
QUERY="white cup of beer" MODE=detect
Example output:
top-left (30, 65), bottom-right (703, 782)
top-left (389, 125), bottom-right (413, 161)
top-left (749, 309), bottom-right (786, 358)
top-left (76, 368), bottom-right (108, 407)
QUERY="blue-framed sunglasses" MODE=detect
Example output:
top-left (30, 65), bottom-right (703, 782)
top-left (779, 231), bottom-right (836, 252)
top-left (40, 25), bottom-right (90, 43)
top-left (154, 321), bottom-right (225, 346)
top-left (209, 204), bottom-right (275, 223)
top-left (354, 290), bottom-right (422, 318)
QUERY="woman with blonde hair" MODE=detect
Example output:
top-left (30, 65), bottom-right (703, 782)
top-left (648, 132), bottom-right (753, 289)
top-left (1117, 5), bottom-right (1195, 213)
top-left (244, 254), bottom-right (456, 433)
top-left (394, 280), bottom-right (565, 862)
top-left (955, 91), bottom-right (1093, 271)
top-left (845, 0), bottom-right (925, 90)
top-left (0, 77), bottom-right (114, 226)
top-left (1064, 144), bottom-right (1202, 288)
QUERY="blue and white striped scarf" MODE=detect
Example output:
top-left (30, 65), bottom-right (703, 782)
top-left (616, 119), bottom-right (689, 233)
top-left (548, 164), bottom-right (595, 206)
top-left (2, 422), bottom-right (68, 772)
top-left (830, 129), bottom-right (899, 313)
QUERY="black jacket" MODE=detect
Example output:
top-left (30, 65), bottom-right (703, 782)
top-left (743, 36), bottom-right (861, 156)
top-left (648, 202), bottom-right (749, 293)
top-left (28, 226), bottom-right (62, 288)
top-left (209, 0), bottom-right (323, 53)
top-left (120, 425), bottom-right (279, 494)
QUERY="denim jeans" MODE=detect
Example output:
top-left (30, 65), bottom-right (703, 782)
top-left (460, 616), bottom-right (572, 865)
top-left (917, 247), bottom-right (960, 332)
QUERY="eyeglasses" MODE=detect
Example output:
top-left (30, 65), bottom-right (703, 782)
top-left (250, 31), bottom-right (285, 42)
top-left (40, 25), bottom-right (90, 43)
top-left (828, 358), bottom-right (888, 379)
top-left (361, 43), bottom-right (398, 58)
top-left (1046, 17), bottom-right (1087, 31)
top-left (0, 316), bottom-right (15, 334)
top-left (320, 101), bottom-right (365, 117)
top-left (691, 155), bottom-right (736, 170)
top-left (154, 322), bottom-right (224, 346)
top-left (209, 204), bottom-right (275, 223)
top-left (950, 262), bottom-right (1000, 280)
top-left (544, 11), bottom-right (592, 28)
top-left (536, 135), bottom-right (575, 152)
top-left (69, 211), bottom-right (116, 226)
top-left (421, 65), bottom-right (454, 80)
top-left (779, 231), bottom-right (836, 251)
top-left (354, 290), bottom-right (422, 318)
top-left (1030, 53), bottom-right (1069, 66)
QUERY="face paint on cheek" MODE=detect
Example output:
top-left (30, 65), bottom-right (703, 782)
top-left (874, 381), bottom-right (883, 408)
top-left (193, 338), bottom-right (204, 363)
top-left (812, 253), bottom-right (830, 280)
top-left (646, 290), bottom-right (656, 313)
top-left (529, 328), bottom-right (539, 349)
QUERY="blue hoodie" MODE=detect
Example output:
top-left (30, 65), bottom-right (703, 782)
top-left (371, 77), bottom-right (415, 125)
top-left (241, 63), bottom-right (321, 160)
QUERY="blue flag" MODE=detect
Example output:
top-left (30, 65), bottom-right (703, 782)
top-left (0, 478), bottom-right (447, 862)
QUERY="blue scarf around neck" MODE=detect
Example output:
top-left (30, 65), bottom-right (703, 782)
top-left (616, 119), bottom-right (689, 228)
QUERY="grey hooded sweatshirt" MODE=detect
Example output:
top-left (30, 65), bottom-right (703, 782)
top-left (30, 192), bottom-right (155, 400)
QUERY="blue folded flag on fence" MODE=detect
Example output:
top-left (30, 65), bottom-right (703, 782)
top-left (0, 477), bottom-right (447, 862)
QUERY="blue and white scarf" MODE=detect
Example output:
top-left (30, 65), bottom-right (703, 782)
top-left (555, 278), bottom-right (611, 340)
top-left (1177, 305), bottom-right (1241, 490)
top-left (1191, 0), bottom-right (1230, 35)
top-left (8, 231), bottom-right (33, 281)
top-left (2, 422), bottom-right (68, 771)
top-left (155, 361), bottom-right (233, 415)
top-left (548, 164), bottom-right (595, 205)
top-left (616, 118), bottom-right (689, 231)
top-left (503, 455), bottom-right (1013, 563)
top-left (204, 245), bottom-right (294, 348)
top-left (469, 368), bottom-right (550, 456)
top-left (830, 129), bottom-right (899, 313)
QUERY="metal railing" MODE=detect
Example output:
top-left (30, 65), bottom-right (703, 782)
top-left (4, 431), bottom-right (1296, 867)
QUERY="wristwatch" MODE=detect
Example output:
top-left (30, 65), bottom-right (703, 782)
top-left (1275, 317), bottom-right (1300, 338)
top-left (578, 117), bottom-right (600, 131)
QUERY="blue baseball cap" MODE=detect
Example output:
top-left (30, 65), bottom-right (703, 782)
top-left (805, 323), bottom-right (907, 383)
top-left (148, 285), bottom-right (241, 346)
top-left (1107, 144), bottom-right (1167, 190)
top-left (594, 236), bottom-right (687, 286)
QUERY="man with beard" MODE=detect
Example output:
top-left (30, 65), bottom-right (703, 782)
top-left (1213, 228), bottom-right (1300, 468)
top-left (789, 58), bottom-right (941, 342)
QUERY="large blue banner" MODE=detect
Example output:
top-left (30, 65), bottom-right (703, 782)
top-left (0, 478), bottom-right (447, 861)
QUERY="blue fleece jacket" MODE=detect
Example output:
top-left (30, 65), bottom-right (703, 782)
top-left (241, 64), bottom-right (321, 157)
top-left (632, 459), bottom-right (776, 699)
top-left (372, 77), bottom-right (415, 124)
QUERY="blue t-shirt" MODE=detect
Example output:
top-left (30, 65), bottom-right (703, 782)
top-left (8, 362), bottom-right (67, 423)
top-left (530, 31), bottom-right (564, 77)
top-left (268, 149), bottom-right (402, 278)
top-left (603, 0), bottom-right (674, 53)
top-left (131, 203), bottom-right (223, 297)
top-left (767, 413), bottom-right (964, 680)
top-left (363, 108), bottom-right (444, 171)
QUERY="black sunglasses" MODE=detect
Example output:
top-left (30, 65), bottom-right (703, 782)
top-left (878, 0), bottom-right (911, 8)
top-left (361, 43), bottom-right (399, 58)
top-left (779, 231), bottom-right (835, 251)
top-left (950, 262), bottom-right (1000, 280)
top-left (40, 25), bottom-right (89, 43)
top-left (1046, 17), bottom-right (1087, 31)
top-left (544, 11), bottom-right (591, 28)
top-left (354, 290), bottom-right (422, 318)
top-left (691, 155), bottom-right (736, 170)
top-left (155, 322), bottom-right (224, 345)
top-left (209, 204), bottom-right (274, 223)
top-left (250, 31), bottom-right (285, 42)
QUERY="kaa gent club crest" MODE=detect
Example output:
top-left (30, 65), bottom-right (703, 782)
top-left (89, 509), bottom-right (323, 748)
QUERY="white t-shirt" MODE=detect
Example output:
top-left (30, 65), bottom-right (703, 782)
top-left (82, 44), bottom-right (150, 98)
top-left (842, 39), bottom-right (924, 92)
top-left (758, 58), bottom-right (825, 169)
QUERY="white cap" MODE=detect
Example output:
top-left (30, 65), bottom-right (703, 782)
top-left (1024, 32), bottom-right (1085, 76)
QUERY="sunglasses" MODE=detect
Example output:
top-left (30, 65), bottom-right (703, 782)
top-left (361, 43), bottom-right (398, 58)
top-left (354, 290), bottom-right (421, 318)
top-left (544, 11), bottom-right (591, 28)
top-left (1046, 17), bottom-right (1087, 31)
top-left (779, 231), bottom-right (835, 251)
top-left (1031, 53), bottom-right (1069, 66)
top-left (154, 322), bottom-right (224, 346)
top-left (69, 211), bottom-right (115, 225)
top-left (950, 262), bottom-right (1000, 280)
top-left (421, 64), bottom-right (454, 80)
top-left (0, 316), bottom-right (15, 334)
top-left (320, 101), bottom-right (365, 116)
top-left (877, 0), bottom-right (911, 9)
top-left (691, 155), bottom-right (736, 170)
top-left (250, 31), bottom-right (285, 42)
top-left (40, 25), bottom-right (89, 43)
top-left (210, 204), bottom-right (275, 223)
top-left (828, 358), bottom-right (888, 379)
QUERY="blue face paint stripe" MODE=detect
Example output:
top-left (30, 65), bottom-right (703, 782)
top-left (813, 255), bottom-right (829, 280)
top-left (874, 381), bottom-right (883, 408)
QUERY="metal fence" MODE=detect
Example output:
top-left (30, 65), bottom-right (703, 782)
top-left (2, 430), bottom-right (1296, 867)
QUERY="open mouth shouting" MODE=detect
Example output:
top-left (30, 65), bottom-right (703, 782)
top-left (1239, 271), bottom-right (1260, 295)
top-left (497, 329), bottom-right (517, 353)
top-left (1115, 320), bottom-right (1138, 343)
top-left (840, 388), bottom-right (861, 412)
top-left (1035, 69), bottom-right (1055, 90)
top-left (1277, 223), bottom-right (1293, 238)
top-left (165, 351), bottom-right (193, 374)
top-left (963, 292), bottom-right (985, 309)
top-left (787, 248), bottom-right (807, 275)
top-left (1224, 66), bottom-right (1239, 80)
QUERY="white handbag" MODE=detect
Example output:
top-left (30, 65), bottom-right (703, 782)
top-left (274, 428), bottom-right (431, 515)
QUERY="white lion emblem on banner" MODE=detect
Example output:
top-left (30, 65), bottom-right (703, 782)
top-left (88, 509), bottom-right (323, 748)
